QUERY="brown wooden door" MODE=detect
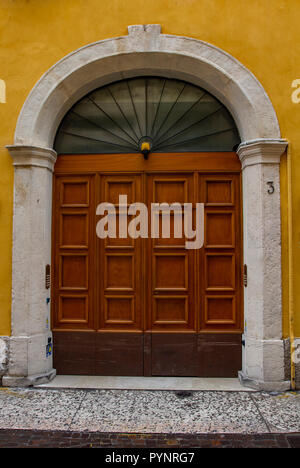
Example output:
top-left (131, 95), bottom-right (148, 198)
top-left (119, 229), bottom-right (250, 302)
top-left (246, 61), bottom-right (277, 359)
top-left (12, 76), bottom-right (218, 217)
top-left (52, 153), bottom-right (243, 377)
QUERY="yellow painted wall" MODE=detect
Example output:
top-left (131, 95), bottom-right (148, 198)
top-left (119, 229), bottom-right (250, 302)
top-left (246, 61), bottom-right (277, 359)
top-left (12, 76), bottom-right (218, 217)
top-left (0, 0), bottom-right (299, 336)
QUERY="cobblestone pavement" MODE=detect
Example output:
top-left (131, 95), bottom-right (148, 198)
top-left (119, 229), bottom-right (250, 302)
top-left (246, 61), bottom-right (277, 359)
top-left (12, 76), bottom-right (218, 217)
top-left (0, 387), bottom-right (299, 448)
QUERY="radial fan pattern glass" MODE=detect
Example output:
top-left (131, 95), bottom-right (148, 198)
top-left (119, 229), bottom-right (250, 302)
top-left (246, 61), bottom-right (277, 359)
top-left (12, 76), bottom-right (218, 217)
top-left (54, 77), bottom-right (241, 154)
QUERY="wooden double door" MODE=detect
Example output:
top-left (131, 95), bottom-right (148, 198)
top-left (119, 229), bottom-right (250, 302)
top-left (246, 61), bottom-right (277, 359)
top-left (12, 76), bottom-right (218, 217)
top-left (52, 153), bottom-right (243, 377)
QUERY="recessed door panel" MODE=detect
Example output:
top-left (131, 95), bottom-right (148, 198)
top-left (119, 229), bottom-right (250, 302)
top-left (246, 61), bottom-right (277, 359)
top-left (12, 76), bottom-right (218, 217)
top-left (59, 254), bottom-right (88, 290)
top-left (154, 254), bottom-right (188, 291)
top-left (60, 179), bottom-right (90, 207)
top-left (205, 254), bottom-right (235, 291)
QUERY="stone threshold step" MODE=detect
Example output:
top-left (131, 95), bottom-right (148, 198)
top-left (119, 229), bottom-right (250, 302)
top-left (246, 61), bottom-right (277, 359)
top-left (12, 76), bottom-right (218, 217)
top-left (37, 375), bottom-right (256, 391)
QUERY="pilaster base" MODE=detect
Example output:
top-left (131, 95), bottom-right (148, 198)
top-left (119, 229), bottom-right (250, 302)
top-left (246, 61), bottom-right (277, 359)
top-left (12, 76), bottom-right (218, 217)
top-left (2, 369), bottom-right (56, 388)
top-left (239, 371), bottom-right (291, 392)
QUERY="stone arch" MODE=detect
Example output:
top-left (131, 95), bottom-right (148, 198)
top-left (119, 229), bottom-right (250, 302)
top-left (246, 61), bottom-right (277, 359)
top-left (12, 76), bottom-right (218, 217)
top-left (14, 25), bottom-right (280, 147)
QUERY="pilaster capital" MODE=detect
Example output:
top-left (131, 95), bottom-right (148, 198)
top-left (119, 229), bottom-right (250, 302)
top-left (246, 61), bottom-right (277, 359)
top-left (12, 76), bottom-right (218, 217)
top-left (237, 139), bottom-right (288, 169)
top-left (6, 145), bottom-right (57, 171)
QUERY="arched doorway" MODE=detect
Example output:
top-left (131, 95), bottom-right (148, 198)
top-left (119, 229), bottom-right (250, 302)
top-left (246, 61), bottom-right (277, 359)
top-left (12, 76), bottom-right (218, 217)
top-left (51, 77), bottom-right (243, 376)
top-left (4, 26), bottom-right (289, 390)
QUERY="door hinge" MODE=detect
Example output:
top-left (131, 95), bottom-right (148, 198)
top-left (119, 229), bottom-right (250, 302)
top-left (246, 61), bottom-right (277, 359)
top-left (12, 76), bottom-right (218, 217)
top-left (45, 264), bottom-right (51, 289)
top-left (243, 264), bottom-right (248, 287)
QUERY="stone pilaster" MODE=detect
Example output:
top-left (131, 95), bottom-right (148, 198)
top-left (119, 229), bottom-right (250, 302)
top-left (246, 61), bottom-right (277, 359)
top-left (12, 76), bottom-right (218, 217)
top-left (237, 139), bottom-right (290, 391)
top-left (3, 146), bottom-right (57, 386)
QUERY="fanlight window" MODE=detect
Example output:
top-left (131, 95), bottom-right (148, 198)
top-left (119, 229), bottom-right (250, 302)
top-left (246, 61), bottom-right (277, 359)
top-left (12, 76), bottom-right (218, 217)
top-left (54, 77), bottom-right (240, 154)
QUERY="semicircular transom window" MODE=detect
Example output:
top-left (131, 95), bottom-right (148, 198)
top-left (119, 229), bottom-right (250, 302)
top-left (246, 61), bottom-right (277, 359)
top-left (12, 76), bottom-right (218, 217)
top-left (54, 77), bottom-right (241, 154)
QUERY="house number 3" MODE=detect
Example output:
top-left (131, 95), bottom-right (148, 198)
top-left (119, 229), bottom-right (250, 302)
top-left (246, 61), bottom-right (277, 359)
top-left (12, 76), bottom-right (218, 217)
top-left (267, 181), bottom-right (275, 194)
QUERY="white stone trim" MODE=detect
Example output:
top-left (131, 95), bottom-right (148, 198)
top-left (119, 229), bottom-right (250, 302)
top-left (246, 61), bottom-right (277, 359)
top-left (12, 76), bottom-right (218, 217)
top-left (4, 25), bottom-right (290, 390)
